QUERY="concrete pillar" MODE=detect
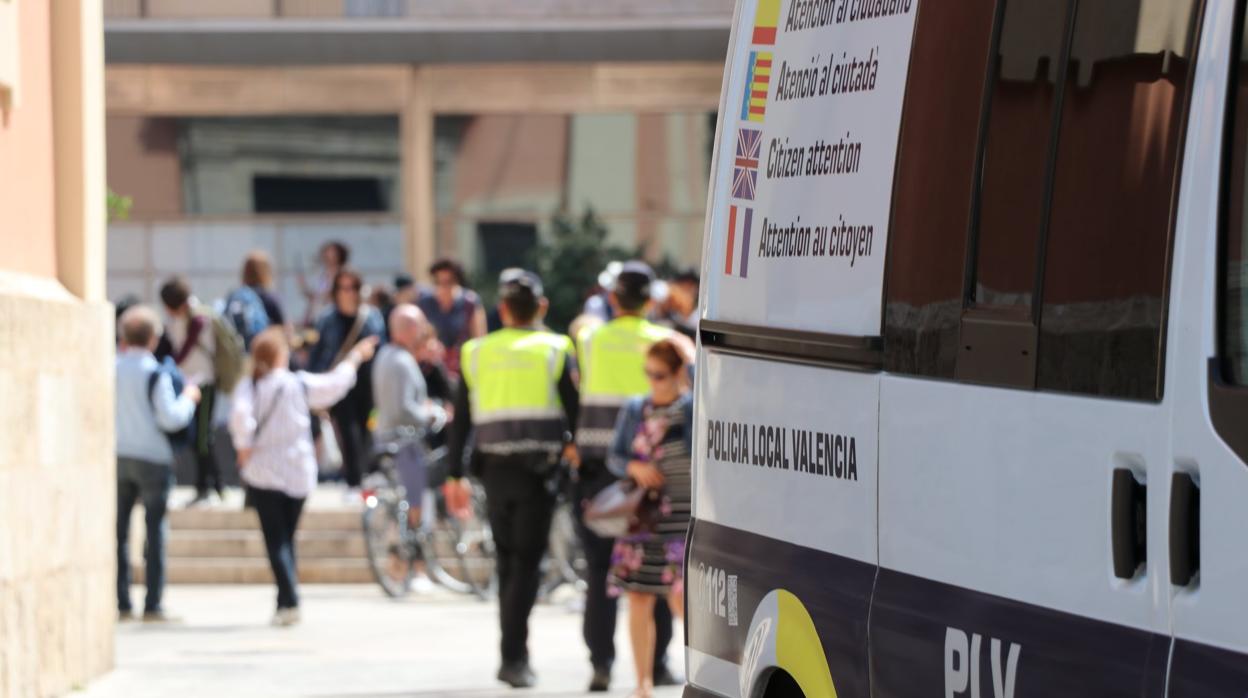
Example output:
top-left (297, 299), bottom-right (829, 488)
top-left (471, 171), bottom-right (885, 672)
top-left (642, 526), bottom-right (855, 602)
top-left (401, 65), bottom-right (436, 281)
top-left (51, 0), bottom-right (107, 302)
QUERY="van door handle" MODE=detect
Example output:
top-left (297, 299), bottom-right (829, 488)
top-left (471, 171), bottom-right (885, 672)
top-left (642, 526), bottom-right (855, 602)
top-left (1111, 469), bottom-right (1147, 579)
top-left (1170, 472), bottom-right (1201, 587)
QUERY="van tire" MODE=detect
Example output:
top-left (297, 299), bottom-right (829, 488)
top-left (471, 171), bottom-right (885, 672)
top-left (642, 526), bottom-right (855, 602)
top-left (760, 669), bottom-right (805, 698)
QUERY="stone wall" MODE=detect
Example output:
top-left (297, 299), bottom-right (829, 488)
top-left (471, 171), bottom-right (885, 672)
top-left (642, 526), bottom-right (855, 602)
top-left (0, 272), bottom-right (115, 697)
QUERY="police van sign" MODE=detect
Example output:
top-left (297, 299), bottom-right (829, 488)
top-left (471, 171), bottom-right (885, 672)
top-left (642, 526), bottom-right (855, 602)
top-left (704, 0), bottom-right (918, 336)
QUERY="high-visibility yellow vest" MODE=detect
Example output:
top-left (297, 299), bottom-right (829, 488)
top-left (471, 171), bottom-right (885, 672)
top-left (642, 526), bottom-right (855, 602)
top-left (462, 328), bottom-right (574, 457)
top-left (575, 315), bottom-right (672, 456)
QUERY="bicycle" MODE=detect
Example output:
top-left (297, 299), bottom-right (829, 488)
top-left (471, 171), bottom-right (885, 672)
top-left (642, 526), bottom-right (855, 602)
top-left (539, 469), bottom-right (588, 600)
top-left (361, 428), bottom-right (496, 599)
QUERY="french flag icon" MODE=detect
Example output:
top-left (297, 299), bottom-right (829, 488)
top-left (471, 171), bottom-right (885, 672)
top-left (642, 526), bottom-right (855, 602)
top-left (724, 205), bottom-right (753, 278)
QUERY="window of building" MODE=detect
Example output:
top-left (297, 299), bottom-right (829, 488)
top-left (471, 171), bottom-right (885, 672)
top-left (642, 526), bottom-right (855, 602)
top-left (884, 0), bottom-right (999, 377)
top-left (477, 222), bottom-right (539, 280)
top-left (252, 175), bottom-right (391, 213)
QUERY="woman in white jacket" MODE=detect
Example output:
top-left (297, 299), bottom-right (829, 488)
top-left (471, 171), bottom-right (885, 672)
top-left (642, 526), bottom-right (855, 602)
top-left (230, 327), bottom-right (378, 626)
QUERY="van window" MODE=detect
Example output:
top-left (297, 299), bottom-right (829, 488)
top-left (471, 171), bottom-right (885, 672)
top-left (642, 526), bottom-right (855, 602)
top-left (884, 0), bottom-right (999, 378)
top-left (1036, 0), bottom-right (1197, 400)
top-left (1230, 209), bottom-right (1248, 385)
top-left (972, 0), bottom-right (1070, 312)
top-left (886, 0), bottom-right (1198, 399)
top-left (1225, 13), bottom-right (1248, 385)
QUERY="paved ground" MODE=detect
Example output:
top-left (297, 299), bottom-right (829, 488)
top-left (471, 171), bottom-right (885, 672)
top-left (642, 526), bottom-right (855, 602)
top-left (79, 584), bottom-right (685, 698)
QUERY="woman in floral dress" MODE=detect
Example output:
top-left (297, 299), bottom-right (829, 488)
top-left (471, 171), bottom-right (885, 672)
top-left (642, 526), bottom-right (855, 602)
top-left (607, 339), bottom-right (693, 698)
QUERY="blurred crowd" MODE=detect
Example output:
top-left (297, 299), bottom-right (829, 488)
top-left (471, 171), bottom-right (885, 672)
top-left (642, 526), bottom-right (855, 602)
top-left (113, 240), bottom-right (701, 696)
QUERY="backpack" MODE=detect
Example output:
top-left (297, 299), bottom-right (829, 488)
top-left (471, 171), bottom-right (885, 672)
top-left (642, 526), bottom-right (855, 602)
top-left (200, 309), bottom-right (246, 394)
top-left (147, 357), bottom-right (194, 451)
top-left (224, 286), bottom-right (270, 350)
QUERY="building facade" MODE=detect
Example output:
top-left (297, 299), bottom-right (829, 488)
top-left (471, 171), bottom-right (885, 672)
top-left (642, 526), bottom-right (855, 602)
top-left (103, 0), bottom-right (732, 319)
top-left (0, 1), bottom-right (115, 696)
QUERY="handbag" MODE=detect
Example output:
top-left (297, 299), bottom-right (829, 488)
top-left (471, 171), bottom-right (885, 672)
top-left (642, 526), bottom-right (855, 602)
top-left (315, 413), bottom-right (343, 479)
top-left (582, 479), bottom-right (660, 539)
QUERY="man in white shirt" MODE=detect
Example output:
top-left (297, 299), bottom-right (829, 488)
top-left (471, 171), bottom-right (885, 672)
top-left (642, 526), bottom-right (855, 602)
top-left (116, 305), bottom-right (200, 622)
top-left (159, 277), bottom-right (221, 505)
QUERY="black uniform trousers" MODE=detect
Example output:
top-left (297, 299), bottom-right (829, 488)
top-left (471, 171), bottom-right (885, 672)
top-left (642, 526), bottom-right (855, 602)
top-left (482, 457), bottom-right (558, 665)
top-left (575, 458), bottom-right (674, 673)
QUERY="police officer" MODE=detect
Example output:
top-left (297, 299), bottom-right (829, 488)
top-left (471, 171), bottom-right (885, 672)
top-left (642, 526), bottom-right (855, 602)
top-left (447, 269), bottom-right (579, 690)
top-left (574, 261), bottom-right (684, 692)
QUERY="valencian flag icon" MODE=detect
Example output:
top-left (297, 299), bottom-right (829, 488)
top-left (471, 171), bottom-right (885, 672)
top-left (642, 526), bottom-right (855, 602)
top-left (733, 128), bottom-right (761, 201)
top-left (724, 205), bottom-right (753, 278)
top-left (740, 51), bottom-right (772, 123)
top-left (752, 0), bottom-right (781, 45)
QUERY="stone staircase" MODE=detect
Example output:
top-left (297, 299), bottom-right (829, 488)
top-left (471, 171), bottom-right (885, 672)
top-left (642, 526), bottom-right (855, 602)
top-left (130, 488), bottom-right (374, 585)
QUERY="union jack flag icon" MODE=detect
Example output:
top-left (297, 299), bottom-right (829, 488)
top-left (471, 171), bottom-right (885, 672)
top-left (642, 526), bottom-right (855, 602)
top-left (733, 128), bottom-right (761, 201)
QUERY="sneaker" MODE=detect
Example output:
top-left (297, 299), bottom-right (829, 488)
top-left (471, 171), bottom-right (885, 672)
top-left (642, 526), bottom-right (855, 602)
top-left (186, 491), bottom-right (220, 509)
top-left (497, 662), bottom-right (537, 689)
top-left (409, 573), bottom-right (435, 594)
top-left (185, 494), bottom-right (209, 509)
top-left (271, 608), bottom-right (301, 627)
top-left (118, 609), bottom-right (136, 623)
top-left (588, 666), bottom-right (611, 692)
top-left (141, 609), bottom-right (181, 624)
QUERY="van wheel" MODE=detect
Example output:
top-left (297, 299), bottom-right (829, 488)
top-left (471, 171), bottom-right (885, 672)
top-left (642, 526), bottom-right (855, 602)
top-left (761, 670), bottom-right (805, 698)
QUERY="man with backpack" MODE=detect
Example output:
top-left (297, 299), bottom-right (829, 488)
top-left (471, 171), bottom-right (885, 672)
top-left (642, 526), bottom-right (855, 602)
top-left (116, 305), bottom-right (201, 622)
top-left (225, 251), bottom-right (282, 349)
top-left (159, 277), bottom-right (246, 506)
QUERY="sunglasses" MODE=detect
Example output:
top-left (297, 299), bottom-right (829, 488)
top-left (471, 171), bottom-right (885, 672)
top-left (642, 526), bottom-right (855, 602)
top-left (645, 369), bottom-right (673, 382)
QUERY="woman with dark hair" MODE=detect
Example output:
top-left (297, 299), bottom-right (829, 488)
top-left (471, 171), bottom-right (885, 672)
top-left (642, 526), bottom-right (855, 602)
top-left (230, 327), bottom-right (377, 625)
top-left (606, 339), bottom-right (693, 698)
top-left (306, 268), bottom-right (386, 490)
top-left (299, 240), bottom-right (350, 326)
top-left (417, 258), bottom-right (487, 379)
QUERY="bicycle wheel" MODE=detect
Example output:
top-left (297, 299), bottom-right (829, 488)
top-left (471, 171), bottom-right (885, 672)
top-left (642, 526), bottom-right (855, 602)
top-left (362, 495), bottom-right (415, 599)
top-left (421, 482), bottom-right (497, 599)
top-left (420, 517), bottom-right (477, 595)
top-left (540, 500), bottom-right (587, 599)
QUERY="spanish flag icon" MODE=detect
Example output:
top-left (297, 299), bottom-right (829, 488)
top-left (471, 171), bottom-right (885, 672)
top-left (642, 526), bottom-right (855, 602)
top-left (740, 51), bottom-right (772, 123)
top-left (753, 0), bottom-right (781, 45)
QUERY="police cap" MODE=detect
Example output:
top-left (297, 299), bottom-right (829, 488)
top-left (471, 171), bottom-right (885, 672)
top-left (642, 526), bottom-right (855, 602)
top-left (613, 260), bottom-right (655, 299)
top-left (498, 267), bottom-right (545, 300)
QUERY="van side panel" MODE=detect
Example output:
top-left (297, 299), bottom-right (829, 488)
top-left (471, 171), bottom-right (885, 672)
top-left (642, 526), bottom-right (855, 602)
top-left (687, 521), bottom-right (875, 696)
top-left (687, 350), bottom-right (878, 698)
top-left (871, 570), bottom-right (1168, 698)
top-left (873, 376), bottom-right (1173, 698)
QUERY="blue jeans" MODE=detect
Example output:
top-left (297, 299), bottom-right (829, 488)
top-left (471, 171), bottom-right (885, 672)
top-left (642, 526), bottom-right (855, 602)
top-left (116, 457), bottom-right (175, 613)
top-left (250, 486), bottom-right (306, 610)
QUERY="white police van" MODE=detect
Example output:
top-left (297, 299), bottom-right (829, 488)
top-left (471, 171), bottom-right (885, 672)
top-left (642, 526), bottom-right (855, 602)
top-left (686, 0), bottom-right (1248, 696)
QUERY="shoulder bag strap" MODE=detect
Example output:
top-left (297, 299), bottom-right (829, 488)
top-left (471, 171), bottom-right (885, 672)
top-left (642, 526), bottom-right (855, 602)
top-left (331, 307), bottom-right (370, 368)
top-left (173, 315), bottom-right (207, 365)
top-left (252, 380), bottom-right (287, 443)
